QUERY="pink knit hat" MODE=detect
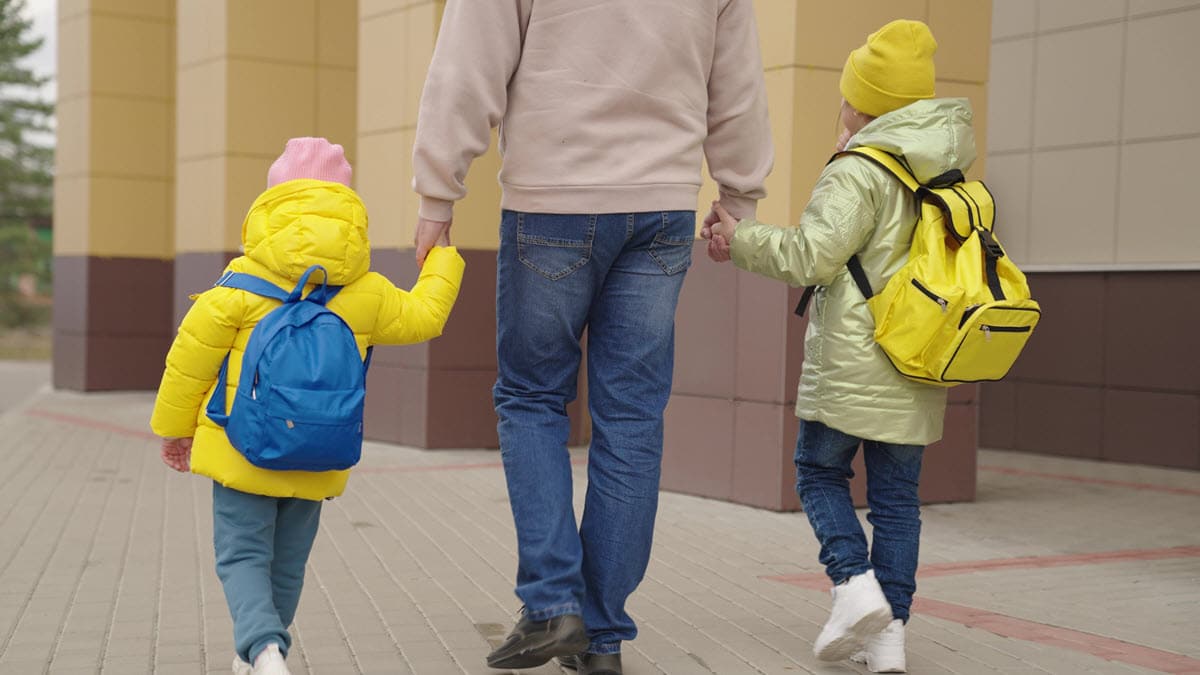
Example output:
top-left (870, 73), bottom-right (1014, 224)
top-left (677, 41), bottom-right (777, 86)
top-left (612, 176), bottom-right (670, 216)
top-left (266, 137), bottom-right (353, 188)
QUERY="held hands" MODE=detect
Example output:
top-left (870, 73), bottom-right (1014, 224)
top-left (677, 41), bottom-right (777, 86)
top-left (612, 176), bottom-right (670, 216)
top-left (415, 217), bottom-right (452, 267)
top-left (699, 201), bottom-right (740, 263)
top-left (161, 437), bottom-right (192, 472)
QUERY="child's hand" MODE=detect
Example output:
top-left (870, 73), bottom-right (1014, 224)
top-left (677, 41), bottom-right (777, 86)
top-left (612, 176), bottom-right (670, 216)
top-left (710, 201), bottom-right (739, 242)
top-left (161, 437), bottom-right (192, 472)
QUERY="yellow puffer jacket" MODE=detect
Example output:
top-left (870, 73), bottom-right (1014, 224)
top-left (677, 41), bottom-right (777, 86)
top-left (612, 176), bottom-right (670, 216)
top-left (150, 179), bottom-right (465, 500)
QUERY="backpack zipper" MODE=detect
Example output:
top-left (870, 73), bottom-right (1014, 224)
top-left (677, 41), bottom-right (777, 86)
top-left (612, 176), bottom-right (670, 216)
top-left (910, 279), bottom-right (948, 313)
top-left (981, 324), bottom-right (1032, 341)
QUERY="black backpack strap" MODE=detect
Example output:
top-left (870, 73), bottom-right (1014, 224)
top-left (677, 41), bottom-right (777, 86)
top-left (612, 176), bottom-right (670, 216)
top-left (846, 254), bottom-right (874, 298)
top-left (794, 286), bottom-right (816, 317)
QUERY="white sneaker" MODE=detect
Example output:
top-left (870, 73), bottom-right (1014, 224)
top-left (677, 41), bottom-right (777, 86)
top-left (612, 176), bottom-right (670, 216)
top-left (813, 569), bottom-right (894, 661)
top-left (850, 619), bottom-right (906, 672)
top-left (251, 644), bottom-right (291, 675)
top-left (232, 655), bottom-right (252, 675)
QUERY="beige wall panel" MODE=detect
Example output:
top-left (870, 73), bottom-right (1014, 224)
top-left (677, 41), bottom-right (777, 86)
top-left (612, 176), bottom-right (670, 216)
top-left (789, 68), bottom-right (842, 219)
top-left (1116, 138), bottom-right (1200, 264)
top-left (986, 38), bottom-right (1034, 153)
top-left (360, 0), bottom-right (406, 20)
top-left (454, 131), bottom-right (503, 251)
top-left (985, 153), bottom-right (1032, 263)
top-left (795, 1), bottom-right (926, 70)
top-left (174, 157), bottom-right (225, 253)
top-left (754, 68), bottom-right (796, 228)
top-left (55, 97), bottom-right (89, 178)
top-left (405, 2), bottom-right (438, 128)
top-left (355, 129), bottom-right (409, 249)
top-left (90, 15), bottom-right (170, 98)
top-left (1123, 9), bottom-right (1200, 140)
top-left (227, 0), bottom-right (316, 64)
top-left (54, 176), bottom-right (90, 256)
top-left (937, 81), bottom-right (988, 180)
top-left (59, 0), bottom-right (87, 22)
top-left (225, 61), bottom-right (317, 156)
top-left (89, 177), bottom-right (172, 257)
top-left (1037, 0), bottom-right (1126, 32)
top-left (177, 0), bottom-right (226, 67)
top-left (992, 0), bottom-right (1037, 39)
top-left (1129, 0), bottom-right (1200, 16)
top-left (928, 0), bottom-right (992, 83)
top-left (317, 67), bottom-right (358, 162)
top-left (90, 97), bottom-right (172, 177)
top-left (317, 0), bottom-right (358, 68)
top-left (90, 0), bottom-right (171, 19)
top-left (358, 10), bottom-right (407, 135)
top-left (1029, 146), bottom-right (1118, 265)
top-left (1033, 24), bottom-right (1123, 148)
top-left (224, 156), bottom-right (276, 251)
top-left (57, 13), bottom-right (89, 99)
top-left (753, 0), bottom-right (797, 70)
top-left (176, 61), bottom-right (226, 161)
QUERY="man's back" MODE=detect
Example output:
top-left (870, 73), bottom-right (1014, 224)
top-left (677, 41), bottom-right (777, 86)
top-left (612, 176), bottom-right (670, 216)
top-left (413, 0), bottom-right (773, 222)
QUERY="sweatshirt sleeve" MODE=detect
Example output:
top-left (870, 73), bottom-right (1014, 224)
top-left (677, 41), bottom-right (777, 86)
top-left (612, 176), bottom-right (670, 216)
top-left (411, 0), bottom-right (529, 222)
top-left (370, 247), bottom-right (466, 346)
top-left (729, 159), bottom-right (878, 287)
top-left (150, 288), bottom-right (243, 439)
top-left (704, 0), bottom-right (774, 221)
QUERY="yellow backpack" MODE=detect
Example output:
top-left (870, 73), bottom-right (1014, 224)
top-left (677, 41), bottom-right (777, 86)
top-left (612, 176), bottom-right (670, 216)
top-left (797, 147), bottom-right (1041, 386)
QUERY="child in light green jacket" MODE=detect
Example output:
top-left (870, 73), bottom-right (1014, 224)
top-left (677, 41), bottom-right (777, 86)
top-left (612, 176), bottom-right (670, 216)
top-left (707, 20), bottom-right (976, 673)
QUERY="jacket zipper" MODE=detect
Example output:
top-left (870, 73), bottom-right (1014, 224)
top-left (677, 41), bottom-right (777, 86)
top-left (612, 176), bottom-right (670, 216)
top-left (980, 324), bottom-right (1032, 341)
top-left (911, 279), bottom-right (948, 313)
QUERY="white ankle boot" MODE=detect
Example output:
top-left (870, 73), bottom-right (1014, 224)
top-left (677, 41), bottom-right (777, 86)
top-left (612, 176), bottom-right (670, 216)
top-left (850, 618), bottom-right (907, 672)
top-left (251, 644), bottom-right (291, 675)
top-left (813, 569), bottom-right (894, 661)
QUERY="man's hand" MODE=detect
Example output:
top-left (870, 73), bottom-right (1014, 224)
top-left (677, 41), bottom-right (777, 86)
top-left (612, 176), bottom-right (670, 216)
top-left (415, 217), bottom-right (452, 267)
top-left (701, 203), bottom-right (732, 263)
top-left (161, 437), bottom-right (192, 473)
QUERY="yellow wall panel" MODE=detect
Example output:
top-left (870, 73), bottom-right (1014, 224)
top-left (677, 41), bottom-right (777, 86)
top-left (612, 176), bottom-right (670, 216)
top-left (757, 68), bottom-right (797, 228)
top-left (89, 97), bottom-right (172, 177)
top-left (790, 68), bottom-right (843, 217)
top-left (90, 0), bottom-right (172, 20)
top-left (224, 61), bottom-right (317, 156)
top-left (317, 68), bottom-right (359, 163)
top-left (318, 0), bottom-right (358, 68)
top-left (753, 0), bottom-right (796, 70)
top-left (226, 0), bottom-right (316, 64)
top-left (795, 1), bottom-right (927, 70)
top-left (404, 3), bottom-right (438, 128)
top-left (175, 61), bottom-right (227, 161)
top-left (453, 130), bottom-right (503, 251)
top-left (88, 177), bottom-right (173, 257)
top-left (89, 14), bottom-right (171, 98)
top-left (224, 156), bottom-right (276, 251)
top-left (929, 0), bottom-right (993, 83)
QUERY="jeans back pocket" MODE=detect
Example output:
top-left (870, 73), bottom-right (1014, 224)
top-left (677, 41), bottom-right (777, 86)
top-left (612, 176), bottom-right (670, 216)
top-left (647, 211), bottom-right (695, 276)
top-left (516, 213), bottom-right (596, 280)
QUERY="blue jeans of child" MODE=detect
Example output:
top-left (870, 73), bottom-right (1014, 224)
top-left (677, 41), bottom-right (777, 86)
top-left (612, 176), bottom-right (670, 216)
top-left (794, 420), bottom-right (924, 622)
top-left (494, 210), bottom-right (693, 655)
top-left (212, 483), bottom-right (322, 663)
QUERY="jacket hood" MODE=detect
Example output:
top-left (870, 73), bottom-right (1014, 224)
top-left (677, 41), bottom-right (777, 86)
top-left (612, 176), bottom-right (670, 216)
top-left (848, 98), bottom-right (976, 184)
top-left (241, 179), bottom-right (371, 285)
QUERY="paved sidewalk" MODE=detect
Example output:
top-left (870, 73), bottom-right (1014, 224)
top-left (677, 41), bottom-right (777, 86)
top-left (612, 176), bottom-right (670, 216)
top-left (0, 385), bottom-right (1197, 674)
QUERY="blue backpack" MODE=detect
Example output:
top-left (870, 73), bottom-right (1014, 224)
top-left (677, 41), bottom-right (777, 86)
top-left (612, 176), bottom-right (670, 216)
top-left (205, 265), bottom-right (372, 472)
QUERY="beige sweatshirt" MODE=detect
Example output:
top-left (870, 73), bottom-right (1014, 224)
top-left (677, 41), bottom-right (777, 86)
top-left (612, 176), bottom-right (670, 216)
top-left (412, 0), bottom-right (774, 222)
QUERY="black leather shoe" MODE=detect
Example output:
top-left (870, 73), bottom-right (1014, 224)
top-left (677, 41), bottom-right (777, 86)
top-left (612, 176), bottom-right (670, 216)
top-left (486, 613), bottom-right (589, 670)
top-left (558, 652), bottom-right (623, 675)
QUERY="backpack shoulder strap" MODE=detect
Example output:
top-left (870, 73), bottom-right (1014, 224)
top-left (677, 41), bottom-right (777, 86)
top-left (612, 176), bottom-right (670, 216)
top-left (834, 147), bottom-right (921, 192)
top-left (214, 271), bottom-right (290, 303)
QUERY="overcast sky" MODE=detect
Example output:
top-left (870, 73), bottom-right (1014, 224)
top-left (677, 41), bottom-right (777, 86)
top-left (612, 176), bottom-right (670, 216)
top-left (21, 0), bottom-right (56, 100)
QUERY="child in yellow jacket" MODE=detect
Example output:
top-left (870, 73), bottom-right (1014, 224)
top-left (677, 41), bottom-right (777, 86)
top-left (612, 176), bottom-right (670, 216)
top-left (150, 137), bottom-right (464, 675)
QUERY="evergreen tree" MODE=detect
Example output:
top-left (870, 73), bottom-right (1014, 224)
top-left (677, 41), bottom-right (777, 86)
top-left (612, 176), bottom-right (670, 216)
top-left (0, 0), bottom-right (53, 327)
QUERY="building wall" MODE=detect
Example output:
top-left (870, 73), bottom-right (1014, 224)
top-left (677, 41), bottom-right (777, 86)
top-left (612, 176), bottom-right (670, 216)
top-left (982, 1), bottom-right (1200, 469)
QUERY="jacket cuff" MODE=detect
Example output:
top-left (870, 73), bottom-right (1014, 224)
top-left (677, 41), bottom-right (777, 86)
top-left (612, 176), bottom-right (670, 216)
top-left (729, 219), bottom-right (763, 270)
top-left (420, 246), bottom-right (467, 280)
top-left (718, 192), bottom-right (758, 221)
top-left (418, 196), bottom-right (454, 223)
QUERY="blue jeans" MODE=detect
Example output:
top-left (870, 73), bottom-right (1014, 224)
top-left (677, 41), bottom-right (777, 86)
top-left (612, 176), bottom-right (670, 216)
top-left (494, 210), bottom-right (693, 655)
top-left (212, 483), bottom-right (322, 663)
top-left (794, 420), bottom-right (924, 622)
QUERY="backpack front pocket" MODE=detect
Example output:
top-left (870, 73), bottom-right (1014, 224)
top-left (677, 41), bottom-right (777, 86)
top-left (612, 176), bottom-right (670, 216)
top-left (871, 275), bottom-right (965, 375)
top-left (940, 303), bottom-right (1041, 383)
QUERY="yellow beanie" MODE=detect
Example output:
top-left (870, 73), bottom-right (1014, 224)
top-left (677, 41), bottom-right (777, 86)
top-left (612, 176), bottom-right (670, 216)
top-left (840, 19), bottom-right (937, 118)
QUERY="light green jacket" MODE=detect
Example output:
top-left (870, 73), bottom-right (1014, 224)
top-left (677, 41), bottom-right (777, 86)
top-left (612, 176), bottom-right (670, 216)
top-left (730, 98), bottom-right (976, 445)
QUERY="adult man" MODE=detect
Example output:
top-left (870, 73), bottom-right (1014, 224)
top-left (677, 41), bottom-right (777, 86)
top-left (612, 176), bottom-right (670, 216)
top-left (412, 2), bottom-right (772, 672)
